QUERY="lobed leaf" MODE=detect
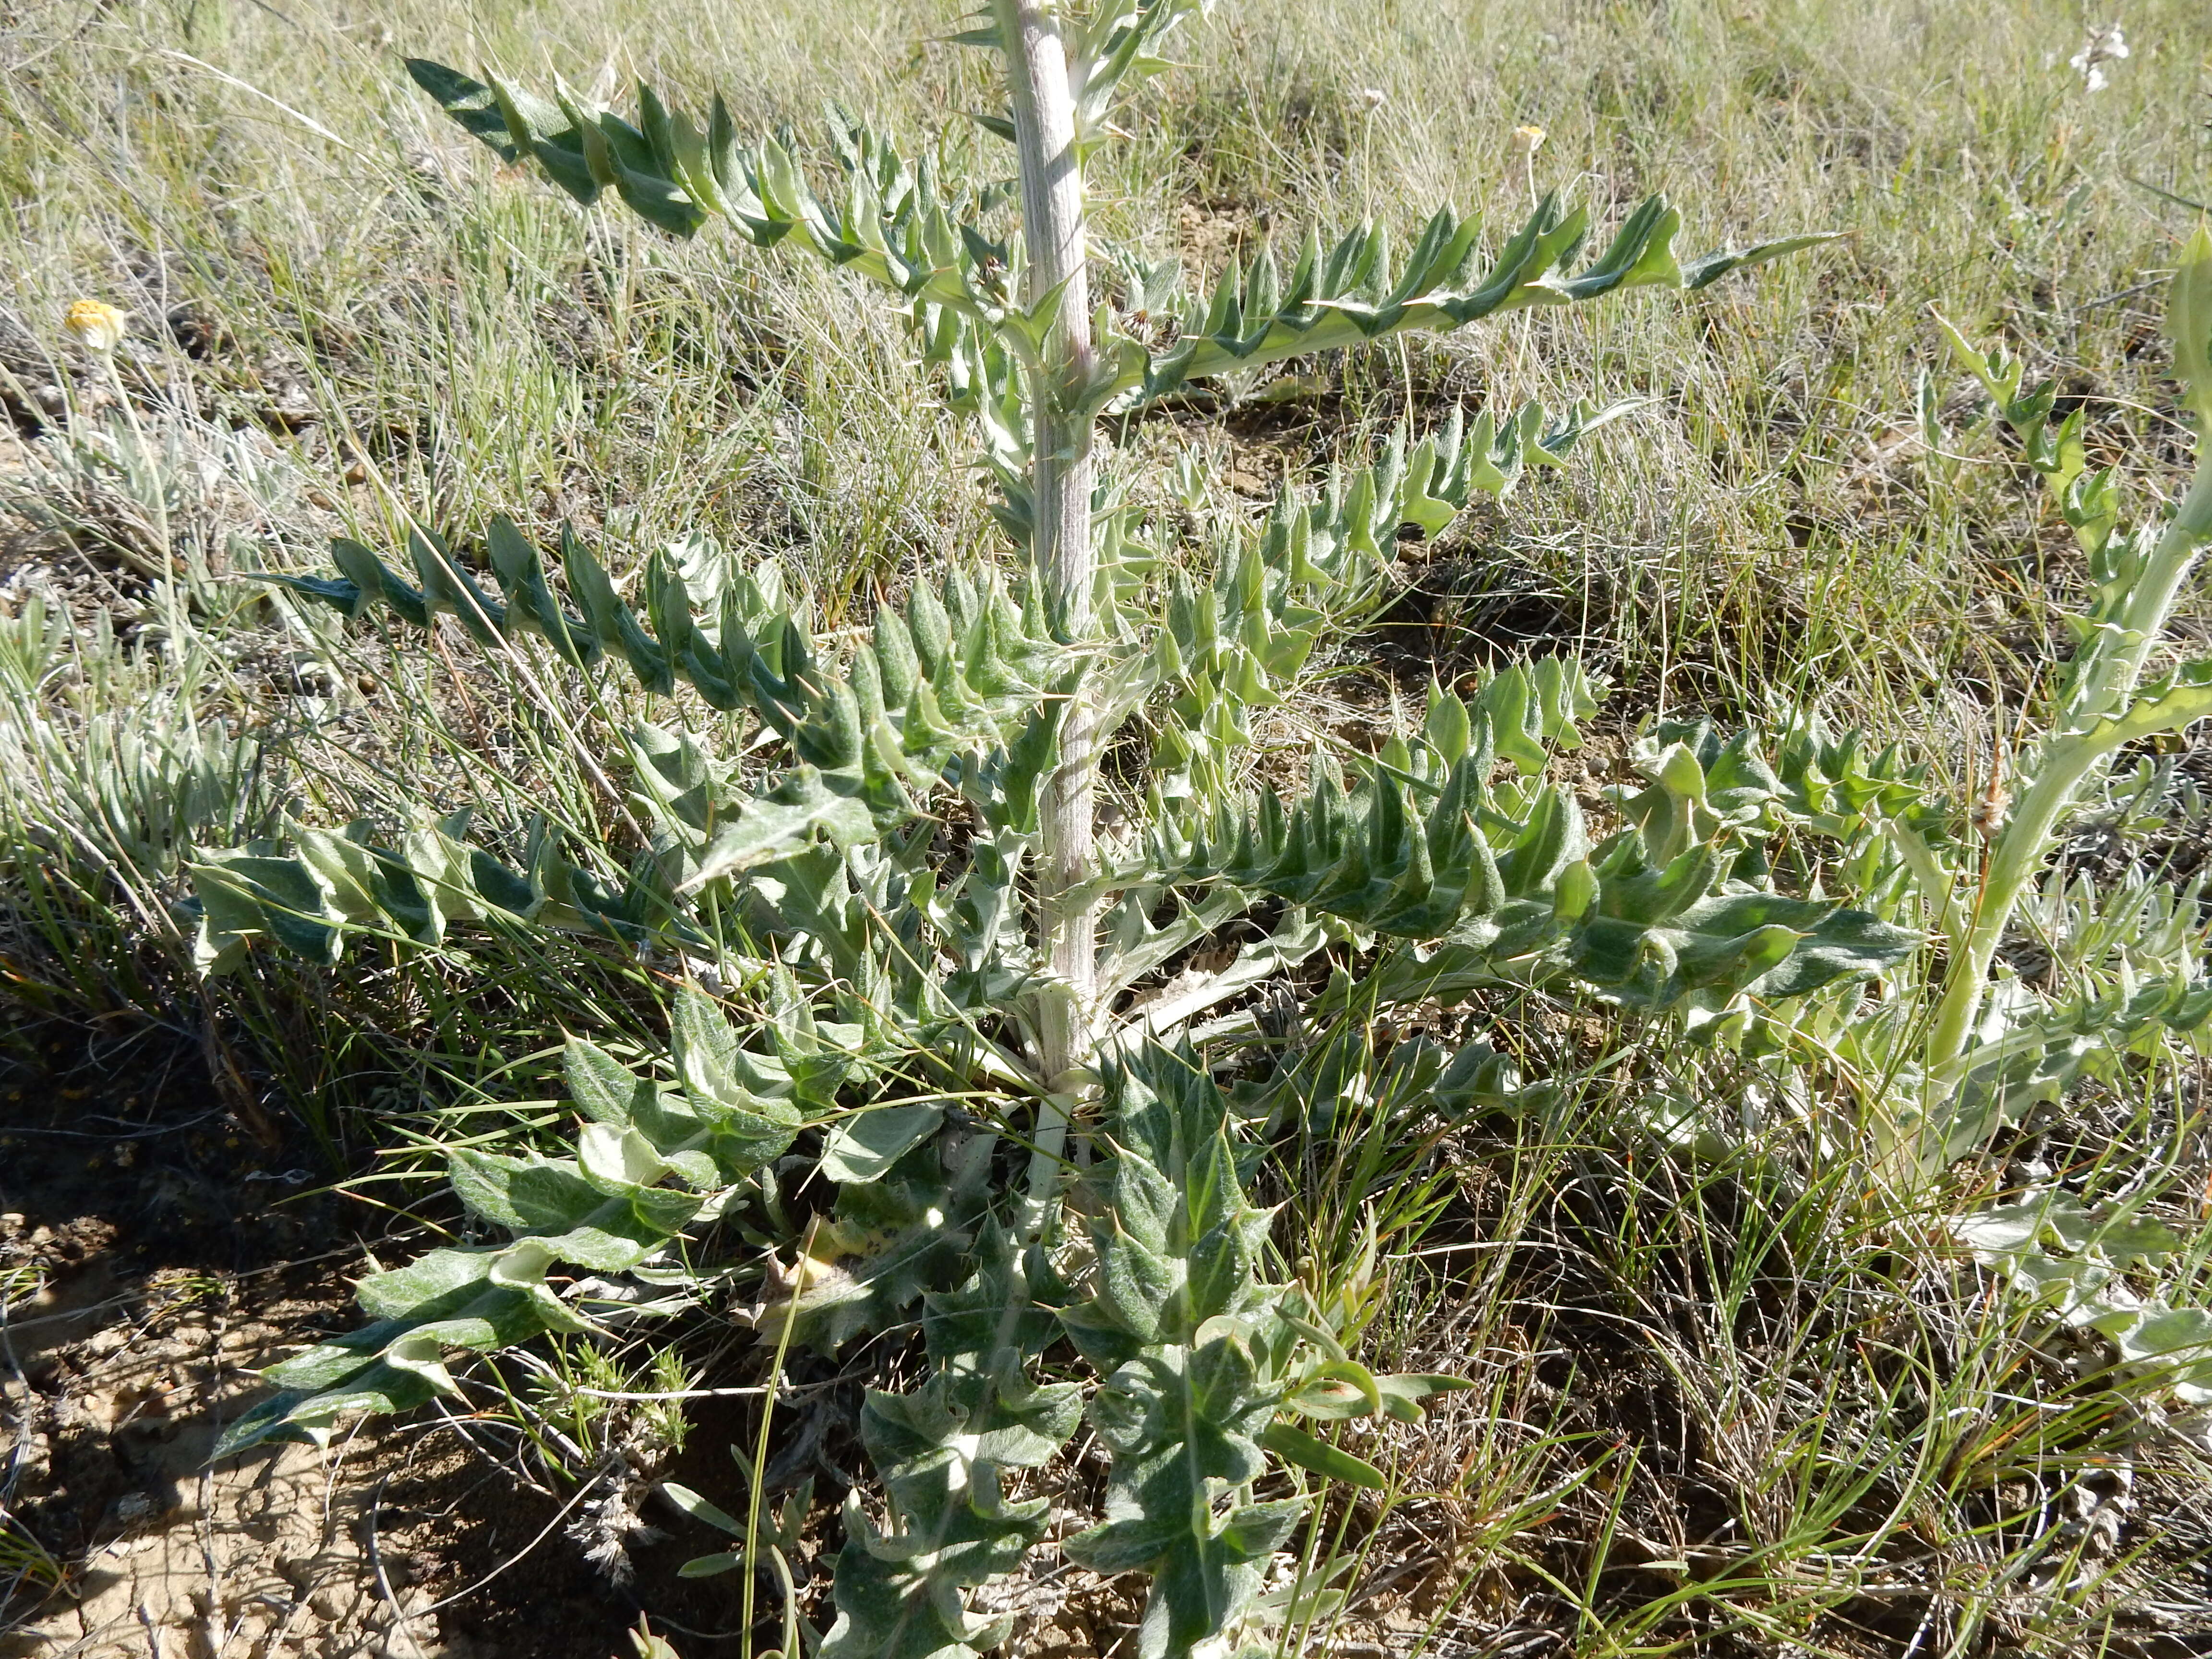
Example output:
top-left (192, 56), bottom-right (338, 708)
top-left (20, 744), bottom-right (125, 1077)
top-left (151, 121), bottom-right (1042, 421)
top-left (217, 1013), bottom-right (797, 1455)
top-left (1109, 194), bottom-right (1837, 406)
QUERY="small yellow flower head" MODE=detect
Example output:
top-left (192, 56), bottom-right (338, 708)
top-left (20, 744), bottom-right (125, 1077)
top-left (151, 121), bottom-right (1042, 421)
top-left (65, 299), bottom-right (128, 353)
top-left (1510, 124), bottom-right (1547, 158)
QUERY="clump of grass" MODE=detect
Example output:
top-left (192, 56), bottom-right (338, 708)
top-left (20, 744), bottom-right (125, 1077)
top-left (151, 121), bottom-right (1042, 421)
top-left (9, 0), bottom-right (2206, 709)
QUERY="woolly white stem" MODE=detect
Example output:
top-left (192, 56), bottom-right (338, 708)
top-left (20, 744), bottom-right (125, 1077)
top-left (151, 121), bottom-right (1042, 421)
top-left (993, 0), bottom-right (1097, 1228)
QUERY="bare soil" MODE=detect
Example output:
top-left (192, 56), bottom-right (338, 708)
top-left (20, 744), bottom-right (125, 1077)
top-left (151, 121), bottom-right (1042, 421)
top-left (0, 1025), bottom-right (674, 1659)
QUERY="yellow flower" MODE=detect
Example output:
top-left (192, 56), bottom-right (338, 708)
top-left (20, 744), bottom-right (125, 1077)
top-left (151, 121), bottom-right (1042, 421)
top-left (1510, 124), bottom-right (1547, 158)
top-left (64, 299), bottom-right (128, 353)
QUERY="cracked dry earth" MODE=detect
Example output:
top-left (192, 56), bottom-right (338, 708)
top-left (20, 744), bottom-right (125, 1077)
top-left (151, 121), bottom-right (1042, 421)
top-left (0, 1220), bottom-right (483, 1659)
top-left (0, 1030), bottom-right (651, 1659)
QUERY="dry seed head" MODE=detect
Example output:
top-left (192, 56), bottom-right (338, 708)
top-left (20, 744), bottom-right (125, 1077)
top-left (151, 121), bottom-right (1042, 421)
top-left (1971, 772), bottom-right (2011, 840)
top-left (64, 299), bottom-right (128, 353)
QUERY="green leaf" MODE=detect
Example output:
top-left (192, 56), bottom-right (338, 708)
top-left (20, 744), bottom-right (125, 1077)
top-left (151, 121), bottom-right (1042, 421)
top-left (1261, 1420), bottom-right (1387, 1490)
top-left (1120, 197), bottom-right (1825, 405)
top-left (1378, 1371), bottom-right (1475, 1399)
top-left (661, 1481), bottom-right (746, 1538)
top-left (2116, 1306), bottom-right (2212, 1370)
top-left (1680, 232), bottom-right (1843, 290)
top-left (820, 1103), bottom-right (946, 1183)
top-left (260, 569), bottom-right (367, 617)
top-left (565, 1038), bottom-right (643, 1126)
top-left (822, 1237), bottom-right (1073, 1659)
top-left (683, 768), bottom-right (880, 890)
top-left (188, 850), bottom-right (342, 966)
top-left (1055, 1054), bottom-right (1320, 1657)
top-left (2083, 659), bottom-right (2212, 751)
top-left (1374, 1371), bottom-right (1474, 1423)
top-left (1285, 1359), bottom-right (1382, 1420)
top-left (405, 59), bottom-right (521, 160)
top-left (2171, 225), bottom-right (2212, 428)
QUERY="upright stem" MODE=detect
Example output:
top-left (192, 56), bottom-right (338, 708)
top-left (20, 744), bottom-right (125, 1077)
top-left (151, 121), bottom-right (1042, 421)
top-left (1925, 463), bottom-right (2212, 1070)
top-left (997, 0), bottom-right (1095, 631)
top-left (994, 0), bottom-right (1097, 1214)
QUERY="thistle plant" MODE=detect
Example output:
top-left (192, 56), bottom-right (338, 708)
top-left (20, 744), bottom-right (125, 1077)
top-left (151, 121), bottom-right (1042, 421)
top-left (1923, 279), bottom-right (2212, 1071)
top-left (184, 0), bottom-right (2212, 1649)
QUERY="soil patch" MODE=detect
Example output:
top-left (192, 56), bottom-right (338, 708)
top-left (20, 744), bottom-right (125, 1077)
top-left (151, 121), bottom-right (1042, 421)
top-left (0, 1024), bottom-right (653, 1659)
